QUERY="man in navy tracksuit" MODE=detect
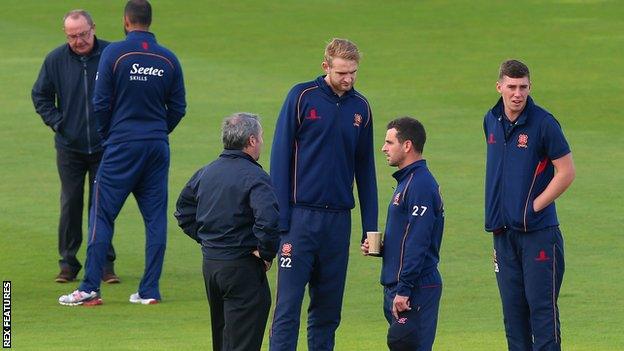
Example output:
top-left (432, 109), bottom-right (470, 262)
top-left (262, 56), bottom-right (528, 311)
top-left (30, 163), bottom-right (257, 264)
top-left (175, 113), bottom-right (279, 351)
top-left (484, 60), bottom-right (575, 350)
top-left (269, 38), bottom-right (378, 351)
top-left (59, 0), bottom-right (186, 306)
top-left (32, 9), bottom-right (118, 284)
top-left (362, 117), bottom-right (444, 351)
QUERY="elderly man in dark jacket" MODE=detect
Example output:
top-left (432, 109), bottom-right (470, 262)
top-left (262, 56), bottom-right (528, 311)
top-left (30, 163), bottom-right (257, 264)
top-left (175, 112), bottom-right (280, 351)
top-left (32, 9), bottom-right (118, 284)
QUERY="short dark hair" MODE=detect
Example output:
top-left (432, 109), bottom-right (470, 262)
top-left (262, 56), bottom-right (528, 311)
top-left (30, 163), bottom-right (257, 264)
top-left (125, 0), bottom-right (152, 27)
top-left (222, 113), bottom-right (262, 150)
top-left (387, 117), bottom-right (426, 154)
top-left (498, 59), bottom-right (530, 81)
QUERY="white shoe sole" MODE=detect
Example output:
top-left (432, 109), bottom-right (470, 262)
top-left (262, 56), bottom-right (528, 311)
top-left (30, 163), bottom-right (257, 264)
top-left (129, 294), bottom-right (158, 305)
top-left (59, 298), bottom-right (102, 306)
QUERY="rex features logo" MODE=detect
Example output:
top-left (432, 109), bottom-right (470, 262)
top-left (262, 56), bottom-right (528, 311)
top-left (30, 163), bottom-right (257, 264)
top-left (129, 63), bottom-right (164, 81)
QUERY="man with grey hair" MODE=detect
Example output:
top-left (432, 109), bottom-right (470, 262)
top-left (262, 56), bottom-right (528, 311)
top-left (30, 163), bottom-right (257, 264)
top-left (32, 9), bottom-right (119, 284)
top-left (175, 113), bottom-right (280, 351)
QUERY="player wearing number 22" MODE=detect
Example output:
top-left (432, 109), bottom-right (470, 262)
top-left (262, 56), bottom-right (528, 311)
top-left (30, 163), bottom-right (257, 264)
top-left (269, 38), bottom-right (378, 351)
top-left (375, 117), bottom-right (444, 351)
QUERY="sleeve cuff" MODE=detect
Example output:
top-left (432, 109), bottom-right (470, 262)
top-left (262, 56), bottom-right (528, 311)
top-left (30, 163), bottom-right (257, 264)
top-left (278, 217), bottom-right (290, 233)
top-left (258, 249), bottom-right (276, 262)
top-left (396, 282), bottom-right (413, 297)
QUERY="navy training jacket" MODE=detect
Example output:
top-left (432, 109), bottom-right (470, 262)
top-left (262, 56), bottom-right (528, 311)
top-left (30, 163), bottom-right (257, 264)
top-left (270, 76), bottom-right (378, 240)
top-left (484, 96), bottom-right (570, 233)
top-left (380, 160), bottom-right (444, 297)
top-left (93, 31), bottom-right (186, 145)
top-left (32, 37), bottom-right (109, 154)
top-left (174, 150), bottom-right (281, 262)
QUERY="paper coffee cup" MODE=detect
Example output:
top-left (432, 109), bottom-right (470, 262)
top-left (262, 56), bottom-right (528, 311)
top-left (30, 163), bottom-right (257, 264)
top-left (367, 231), bottom-right (382, 256)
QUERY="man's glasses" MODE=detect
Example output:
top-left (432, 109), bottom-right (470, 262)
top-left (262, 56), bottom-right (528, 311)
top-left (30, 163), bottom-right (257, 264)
top-left (66, 28), bottom-right (92, 41)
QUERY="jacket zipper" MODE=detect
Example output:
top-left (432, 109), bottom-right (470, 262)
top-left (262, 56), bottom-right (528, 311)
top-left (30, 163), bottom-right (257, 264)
top-left (329, 99), bottom-right (340, 210)
top-left (82, 58), bottom-right (92, 154)
top-left (500, 116), bottom-right (509, 229)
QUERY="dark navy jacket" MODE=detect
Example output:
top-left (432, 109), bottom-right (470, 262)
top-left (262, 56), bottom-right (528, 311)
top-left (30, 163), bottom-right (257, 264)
top-left (93, 31), bottom-right (186, 145)
top-left (270, 76), bottom-right (378, 240)
top-left (380, 160), bottom-right (444, 297)
top-left (174, 150), bottom-right (280, 262)
top-left (484, 96), bottom-right (570, 233)
top-left (32, 37), bottom-right (109, 154)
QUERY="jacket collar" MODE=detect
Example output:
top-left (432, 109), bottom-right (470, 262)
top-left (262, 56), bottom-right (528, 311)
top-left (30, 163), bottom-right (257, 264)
top-left (392, 159), bottom-right (426, 181)
top-left (125, 30), bottom-right (156, 41)
top-left (316, 75), bottom-right (354, 99)
top-left (492, 95), bottom-right (535, 126)
top-left (220, 149), bottom-right (262, 168)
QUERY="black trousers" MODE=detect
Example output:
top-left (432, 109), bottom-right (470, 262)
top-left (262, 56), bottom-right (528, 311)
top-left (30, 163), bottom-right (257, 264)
top-left (203, 255), bottom-right (271, 351)
top-left (56, 147), bottom-right (115, 273)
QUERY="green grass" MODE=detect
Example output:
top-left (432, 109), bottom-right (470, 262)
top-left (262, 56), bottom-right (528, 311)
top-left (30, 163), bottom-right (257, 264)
top-left (1, 0), bottom-right (623, 350)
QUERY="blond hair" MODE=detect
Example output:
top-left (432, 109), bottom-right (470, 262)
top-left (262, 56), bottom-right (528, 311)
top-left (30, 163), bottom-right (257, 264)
top-left (324, 38), bottom-right (360, 66)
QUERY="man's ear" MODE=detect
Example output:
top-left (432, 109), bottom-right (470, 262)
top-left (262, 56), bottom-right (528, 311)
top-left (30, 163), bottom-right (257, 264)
top-left (402, 140), bottom-right (413, 153)
top-left (321, 61), bottom-right (330, 74)
top-left (248, 134), bottom-right (257, 147)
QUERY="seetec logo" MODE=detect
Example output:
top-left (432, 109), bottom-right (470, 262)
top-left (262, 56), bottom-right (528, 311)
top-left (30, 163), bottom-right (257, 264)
top-left (3, 281), bottom-right (10, 349)
top-left (129, 63), bottom-right (164, 81)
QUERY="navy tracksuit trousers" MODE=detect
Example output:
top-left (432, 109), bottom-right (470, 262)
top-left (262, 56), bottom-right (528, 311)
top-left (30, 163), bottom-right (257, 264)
top-left (270, 207), bottom-right (351, 351)
top-left (80, 140), bottom-right (169, 300)
top-left (493, 226), bottom-right (565, 351)
top-left (383, 270), bottom-right (442, 351)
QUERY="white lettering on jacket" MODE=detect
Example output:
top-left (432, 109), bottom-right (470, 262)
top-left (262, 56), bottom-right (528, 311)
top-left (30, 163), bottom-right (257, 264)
top-left (130, 63), bottom-right (164, 76)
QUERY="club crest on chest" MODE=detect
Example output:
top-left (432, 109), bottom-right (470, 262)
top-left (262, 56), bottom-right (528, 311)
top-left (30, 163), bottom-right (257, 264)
top-left (517, 133), bottom-right (529, 148)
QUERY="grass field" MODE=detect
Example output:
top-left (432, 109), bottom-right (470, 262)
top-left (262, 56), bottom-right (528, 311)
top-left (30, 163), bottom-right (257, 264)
top-left (1, 1), bottom-right (623, 350)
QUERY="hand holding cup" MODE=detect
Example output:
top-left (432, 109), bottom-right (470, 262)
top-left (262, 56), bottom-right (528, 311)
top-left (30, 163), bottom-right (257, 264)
top-left (365, 231), bottom-right (383, 257)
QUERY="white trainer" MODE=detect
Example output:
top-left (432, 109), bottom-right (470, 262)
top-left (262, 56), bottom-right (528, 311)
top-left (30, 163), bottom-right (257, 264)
top-left (58, 290), bottom-right (102, 306)
top-left (129, 292), bottom-right (159, 305)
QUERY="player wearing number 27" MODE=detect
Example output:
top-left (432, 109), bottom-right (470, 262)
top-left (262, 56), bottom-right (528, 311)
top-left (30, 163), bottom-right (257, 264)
top-left (484, 59), bottom-right (575, 350)
top-left (362, 117), bottom-right (444, 350)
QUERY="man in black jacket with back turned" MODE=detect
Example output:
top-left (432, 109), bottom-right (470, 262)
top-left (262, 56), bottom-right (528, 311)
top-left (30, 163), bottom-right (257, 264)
top-left (175, 112), bottom-right (280, 351)
top-left (32, 9), bottom-right (118, 283)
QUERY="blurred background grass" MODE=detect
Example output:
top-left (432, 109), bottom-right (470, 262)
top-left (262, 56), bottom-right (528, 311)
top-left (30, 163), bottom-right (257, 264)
top-left (0, 0), bottom-right (622, 349)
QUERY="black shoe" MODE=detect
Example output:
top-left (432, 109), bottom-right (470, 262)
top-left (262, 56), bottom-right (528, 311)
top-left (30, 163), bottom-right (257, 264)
top-left (102, 271), bottom-right (121, 284)
top-left (55, 268), bottom-right (77, 283)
